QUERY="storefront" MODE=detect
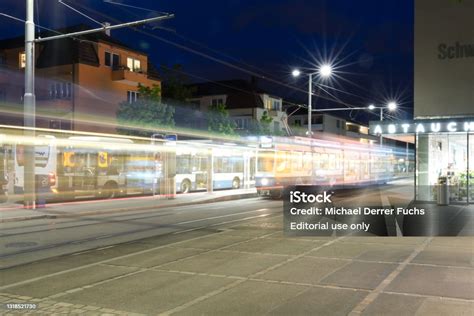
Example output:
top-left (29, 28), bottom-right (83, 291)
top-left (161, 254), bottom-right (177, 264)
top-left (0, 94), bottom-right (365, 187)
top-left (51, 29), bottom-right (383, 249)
top-left (370, 117), bottom-right (474, 204)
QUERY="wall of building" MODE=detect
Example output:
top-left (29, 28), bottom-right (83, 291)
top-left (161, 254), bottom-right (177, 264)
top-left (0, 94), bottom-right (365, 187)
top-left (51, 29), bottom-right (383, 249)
top-left (74, 42), bottom-right (159, 133)
top-left (415, 0), bottom-right (474, 118)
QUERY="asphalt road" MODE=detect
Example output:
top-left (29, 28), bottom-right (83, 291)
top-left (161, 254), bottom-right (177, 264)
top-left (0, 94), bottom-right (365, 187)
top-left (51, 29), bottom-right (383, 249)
top-left (0, 181), bottom-right (417, 269)
top-left (1, 197), bottom-right (282, 268)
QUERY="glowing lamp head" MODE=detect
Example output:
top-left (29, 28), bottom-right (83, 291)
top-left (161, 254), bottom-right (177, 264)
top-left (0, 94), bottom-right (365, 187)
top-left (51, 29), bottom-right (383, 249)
top-left (368, 104), bottom-right (375, 110)
top-left (261, 178), bottom-right (269, 186)
top-left (387, 101), bottom-right (397, 111)
top-left (319, 64), bottom-right (332, 78)
top-left (292, 69), bottom-right (301, 77)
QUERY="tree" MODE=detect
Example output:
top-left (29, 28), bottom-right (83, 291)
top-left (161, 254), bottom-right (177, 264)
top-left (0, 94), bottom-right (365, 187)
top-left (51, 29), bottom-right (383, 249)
top-left (207, 103), bottom-right (236, 136)
top-left (160, 64), bottom-right (196, 101)
top-left (259, 110), bottom-right (274, 135)
top-left (116, 84), bottom-right (174, 137)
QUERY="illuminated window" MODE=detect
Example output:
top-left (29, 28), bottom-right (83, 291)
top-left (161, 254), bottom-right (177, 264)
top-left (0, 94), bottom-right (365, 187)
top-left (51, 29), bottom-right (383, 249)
top-left (127, 57), bottom-right (141, 72)
top-left (19, 52), bottom-right (26, 69)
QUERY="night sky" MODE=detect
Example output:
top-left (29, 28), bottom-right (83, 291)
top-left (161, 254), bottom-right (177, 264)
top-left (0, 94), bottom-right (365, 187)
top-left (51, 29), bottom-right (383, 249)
top-left (0, 0), bottom-right (414, 123)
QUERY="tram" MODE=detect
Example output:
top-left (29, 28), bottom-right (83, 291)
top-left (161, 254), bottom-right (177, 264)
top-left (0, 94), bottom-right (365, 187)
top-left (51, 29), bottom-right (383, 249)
top-left (255, 136), bottom-right (393, 198)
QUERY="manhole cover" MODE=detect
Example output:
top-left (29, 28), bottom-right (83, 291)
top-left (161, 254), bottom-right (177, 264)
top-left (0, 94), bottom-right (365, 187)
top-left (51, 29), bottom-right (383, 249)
top-left (5, 242), bottom-right (38, 248)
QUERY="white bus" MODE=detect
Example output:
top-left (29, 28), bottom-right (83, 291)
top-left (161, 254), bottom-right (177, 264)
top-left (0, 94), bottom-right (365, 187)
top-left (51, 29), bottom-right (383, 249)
top-left (14, 135), bottom-right (57, 196)
top-left (175, 145), bottom-right (246, 193)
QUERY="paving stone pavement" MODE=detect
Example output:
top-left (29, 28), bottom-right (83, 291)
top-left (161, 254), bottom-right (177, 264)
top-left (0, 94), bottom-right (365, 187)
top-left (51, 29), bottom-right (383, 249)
top-left (1, 214), bottom-right (473, 315)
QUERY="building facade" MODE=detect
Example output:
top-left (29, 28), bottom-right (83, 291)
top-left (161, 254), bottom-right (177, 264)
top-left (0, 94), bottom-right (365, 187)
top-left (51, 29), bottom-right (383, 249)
top-left (0, 25), bottom-right (161, 134)
top-left (371, 0), bottom-right (474, 203)
top-left (188, 79), bottom-right (288, 135)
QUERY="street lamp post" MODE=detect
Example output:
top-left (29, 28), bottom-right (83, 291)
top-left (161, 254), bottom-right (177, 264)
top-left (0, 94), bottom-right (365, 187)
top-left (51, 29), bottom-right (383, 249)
top-left (292, 64), bottom-right (333, 137)
top-left (369, 102), bottom-right (397, 146)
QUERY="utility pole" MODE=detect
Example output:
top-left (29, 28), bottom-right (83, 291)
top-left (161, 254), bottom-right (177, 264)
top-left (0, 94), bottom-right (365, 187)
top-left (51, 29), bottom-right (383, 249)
top-left (380, 107), bottom-right (383, 147)
top-left (23, 0), bottom-right (173, 208)
top-left (23, 0), bottom-right (35, 208)
top-left (308, 75), bottom-right (312, 137)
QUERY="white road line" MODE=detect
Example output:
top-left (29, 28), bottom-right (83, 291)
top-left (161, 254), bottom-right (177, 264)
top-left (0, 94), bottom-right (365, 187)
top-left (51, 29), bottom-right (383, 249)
top-left (176, 209), bottom-right (269, 225)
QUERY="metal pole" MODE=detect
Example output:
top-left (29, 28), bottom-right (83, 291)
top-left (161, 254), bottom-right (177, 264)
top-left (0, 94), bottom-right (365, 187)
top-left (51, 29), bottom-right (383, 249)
top-left (308, 74), bottom-right (312, 137)
top-left (34, 14), bottom-right (174, 43)
top-left (379, 107), bottom-right (383, 147)
top-left (24, 0), bottom-right (35, 208)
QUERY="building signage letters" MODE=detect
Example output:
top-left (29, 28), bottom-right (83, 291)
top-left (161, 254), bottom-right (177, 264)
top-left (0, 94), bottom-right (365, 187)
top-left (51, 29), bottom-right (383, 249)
top-left (369, 118), bottom-right (474, 135)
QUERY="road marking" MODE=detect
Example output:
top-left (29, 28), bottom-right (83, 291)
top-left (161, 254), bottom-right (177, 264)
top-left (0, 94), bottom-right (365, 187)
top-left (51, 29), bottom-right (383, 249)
top-left (172, 213), bottom-right (270, 235)
top-left (176, 209), bottom-right (269, 225)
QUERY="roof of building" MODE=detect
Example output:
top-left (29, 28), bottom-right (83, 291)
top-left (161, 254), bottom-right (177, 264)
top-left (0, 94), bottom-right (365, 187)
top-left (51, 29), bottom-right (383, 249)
top-left (0, 24), bottom-right (160, 80)
top-left (188, 79), bottom-right (288, 109)
top-left (189, 79), bottom-right (266, 96)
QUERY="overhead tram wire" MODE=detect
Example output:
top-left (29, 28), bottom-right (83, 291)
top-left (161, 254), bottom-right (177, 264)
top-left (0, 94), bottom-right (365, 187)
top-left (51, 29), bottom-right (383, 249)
top-left (58, 0), bottom-right (104, 27)
top-left (29, 1), bottom-right (409, 123)
top-left (103, 0), bottom-right (291, 85)
top-left (71, 1), bottom-right (372, 111)
top-left (160, 64), bottom-right (308, 110)
top-left (79, 1), bottom-right (411, 120)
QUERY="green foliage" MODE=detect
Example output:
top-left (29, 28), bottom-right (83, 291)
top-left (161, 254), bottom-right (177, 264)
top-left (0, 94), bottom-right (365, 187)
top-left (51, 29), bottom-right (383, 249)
top-left (160, 64), bottom-right (196, 101)
top-left (207, 103), bottom-right (236, 136)
top-left (116, 84), bottom-right (174, 137)
top-left (259, 110), bottom-right (273, 135)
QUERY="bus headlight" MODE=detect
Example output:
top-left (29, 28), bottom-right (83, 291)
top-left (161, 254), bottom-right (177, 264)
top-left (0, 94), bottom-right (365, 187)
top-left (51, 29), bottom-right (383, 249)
top-left (261, 178), bottom-right (269, 186)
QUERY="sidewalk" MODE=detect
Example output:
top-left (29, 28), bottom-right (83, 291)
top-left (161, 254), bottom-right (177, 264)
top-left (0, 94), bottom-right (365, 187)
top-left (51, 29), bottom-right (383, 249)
top-left (0, 188), bottom-right (258, 223)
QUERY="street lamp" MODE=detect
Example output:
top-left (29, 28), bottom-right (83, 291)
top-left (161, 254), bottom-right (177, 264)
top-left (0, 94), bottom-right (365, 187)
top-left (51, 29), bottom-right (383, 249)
top-left (368, 101), bottom-right (397, 146)
top-left (292, 64), bottom-right (333, 137)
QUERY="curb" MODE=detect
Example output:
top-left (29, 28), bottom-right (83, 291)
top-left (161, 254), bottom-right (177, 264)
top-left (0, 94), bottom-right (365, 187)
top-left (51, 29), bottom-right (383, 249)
top-left (1, 192), bottom-right (258, 223)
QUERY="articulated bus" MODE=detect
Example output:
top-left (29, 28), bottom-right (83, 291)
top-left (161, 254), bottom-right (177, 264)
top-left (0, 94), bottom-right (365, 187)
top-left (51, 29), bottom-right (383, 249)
top-left (255, 136), bottom-right (393, 198)
top-left (11, 132), bottom-right (255, 201)
top-left (13, 135), bottom-right (163, 200)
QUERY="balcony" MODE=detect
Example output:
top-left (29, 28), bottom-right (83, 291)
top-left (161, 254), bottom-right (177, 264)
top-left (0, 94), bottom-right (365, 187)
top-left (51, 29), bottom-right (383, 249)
top-left (111, 66), bottom-right (147, 86)
top-left (268, 109), bottom-right (280, 117)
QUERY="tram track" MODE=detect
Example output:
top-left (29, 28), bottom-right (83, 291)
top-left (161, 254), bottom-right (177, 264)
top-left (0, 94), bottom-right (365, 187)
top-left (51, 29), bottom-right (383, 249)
top-left (0, 204), bottom-right (279, 267)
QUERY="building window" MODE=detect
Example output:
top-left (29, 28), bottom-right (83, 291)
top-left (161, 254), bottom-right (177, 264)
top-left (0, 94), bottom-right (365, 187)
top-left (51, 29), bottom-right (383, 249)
top-left (211, 98), bottom-right (224, 106)
top-left (105, 52), bottom-right (120, 68)
top-left (336, 120), bottom-right (340, 128)
top-left (19, 52), bottom-right (26, 69)
top-left (127, 91), bottom-right (139, 103)
top-left (49, 81), bottom-right (72, 99)
top-left (294, 119), bottom-right (301, 126)
top-left (234, 118), bottom-right (250, 129)
top-left (272, 100), bottom-right (281, 111)
top-left (127, 57), bottom-right (141, 72)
